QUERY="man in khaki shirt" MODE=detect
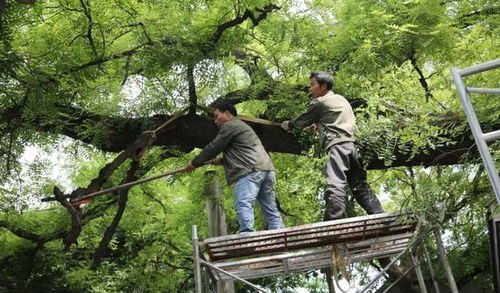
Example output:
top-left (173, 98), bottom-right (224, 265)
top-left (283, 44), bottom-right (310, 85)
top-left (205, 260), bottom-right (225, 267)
top-left (282, 71), bottom-right (384, 221)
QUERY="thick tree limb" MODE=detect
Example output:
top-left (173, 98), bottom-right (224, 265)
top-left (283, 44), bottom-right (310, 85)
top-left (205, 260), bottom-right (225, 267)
top-left (233, 49), bottom-right (273, 84)
top-left (2, 98), bottom-right (493, 170)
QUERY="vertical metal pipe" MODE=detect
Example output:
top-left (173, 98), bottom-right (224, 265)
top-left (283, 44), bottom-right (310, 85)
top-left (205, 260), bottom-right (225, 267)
top-left (423, 244), bottom-right (441, 293)
top-left (192, 225), bottom-right (203, 293)
top-left (324, 268), bottom-right (336, 293)
top-left (411, 250), bottom-right (428, 293)
top-left (451, 67), bottom-right (500, 203)
top-left (200, 260), bottom-right (270, 293)
top-left (433, 230), bottom-right (458, 293)
top-left (488, 208), bottom-right (500, 292)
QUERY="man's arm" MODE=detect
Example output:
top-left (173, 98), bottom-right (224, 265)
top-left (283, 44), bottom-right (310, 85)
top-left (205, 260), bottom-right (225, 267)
top-left (189, 124), bottom-right (234, 168)
top-left (282, 99), bottom-right (321, 131)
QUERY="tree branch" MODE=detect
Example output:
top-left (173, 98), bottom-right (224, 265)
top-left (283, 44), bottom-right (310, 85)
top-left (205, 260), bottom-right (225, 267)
top-left (64, 44), bottom-right (148, 74)
top-left (0, 0), bottom-right (6, 30)
top-left (91, 160), bottom-right (140, 269)
top-left (409, 53), bottom-right (433, 102)
top-left (0, 220), bottom-right (42, 242)
top-left (53, 186), bottom-right (82, 251)
top-left (211, 4), bottom-right (280, 45)
top-left (187, 64), bottom-right (197, 114)
top-left (456, 7), bottom-right (500, 28)
top-left (79, 0), bottom-right (98, 58)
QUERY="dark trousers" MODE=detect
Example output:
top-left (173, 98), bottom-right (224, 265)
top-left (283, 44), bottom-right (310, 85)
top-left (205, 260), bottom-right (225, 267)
top-left (323, 142), bottom-right (385, 221)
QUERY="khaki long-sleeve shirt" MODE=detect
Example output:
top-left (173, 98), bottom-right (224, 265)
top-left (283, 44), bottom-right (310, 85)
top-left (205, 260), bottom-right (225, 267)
top-left (192, 118), bottom-right (274, 185)
top-left (290, 91), bottom-right (357, 151)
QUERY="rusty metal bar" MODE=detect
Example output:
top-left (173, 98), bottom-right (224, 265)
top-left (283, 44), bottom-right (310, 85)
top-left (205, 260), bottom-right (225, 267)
top-left (200, 260), bottom-right (270, 293)
top-left (380, 263), bottom-right (418, 293)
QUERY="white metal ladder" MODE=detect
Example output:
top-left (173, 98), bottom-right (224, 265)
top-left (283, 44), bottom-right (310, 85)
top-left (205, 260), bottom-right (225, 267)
top-left (450, 59), bottom-right (500, 204)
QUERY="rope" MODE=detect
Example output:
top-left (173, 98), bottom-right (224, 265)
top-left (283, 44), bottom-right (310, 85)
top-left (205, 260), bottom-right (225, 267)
top-left (330, 244), bottom-right (352, 293)
top-left (195, 104), bottom-right (282, 127)
top-left (152, 107), bottom-right (190, 134)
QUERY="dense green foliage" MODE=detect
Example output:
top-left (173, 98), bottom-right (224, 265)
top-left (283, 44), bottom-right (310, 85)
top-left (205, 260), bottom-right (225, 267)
top-left (0, 0), bottom-right (498, 292)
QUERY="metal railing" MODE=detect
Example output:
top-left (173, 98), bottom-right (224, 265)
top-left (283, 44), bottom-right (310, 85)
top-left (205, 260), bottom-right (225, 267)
top-left (450, 59), bottom-right (500, 203)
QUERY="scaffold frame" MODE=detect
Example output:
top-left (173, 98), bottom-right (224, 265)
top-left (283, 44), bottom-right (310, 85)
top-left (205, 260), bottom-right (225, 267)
top-left (191, 212), bottom-right (437, 292)
top-left (450, 59), bottom-right (500, 203)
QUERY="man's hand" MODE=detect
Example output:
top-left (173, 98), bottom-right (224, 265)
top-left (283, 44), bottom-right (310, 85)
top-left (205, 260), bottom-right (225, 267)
top-left (185, 161), bottom-right (197, 172)
top-left (281, 121), bottom-right (291, 131)
top-left (210, 157), bottom-right (224, 166)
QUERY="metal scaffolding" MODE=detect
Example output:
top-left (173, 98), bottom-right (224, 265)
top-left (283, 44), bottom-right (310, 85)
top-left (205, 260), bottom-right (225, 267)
top-left (451, 59), bottom-right (500, 291)
top-left (450, 59), bottom-right (500, 203)
top-left (189, 59), bottom-right (499, 292)
top-left (192, 212), bottom-right (458, 292)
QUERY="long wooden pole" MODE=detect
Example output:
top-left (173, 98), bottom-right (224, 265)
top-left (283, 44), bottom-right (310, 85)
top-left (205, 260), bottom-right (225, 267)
top-left (205, 170), bottom-right (234, 293)
top-left (192, 225), bottom-right (203, 293)
top-left (423, 244), bottom-right (441, 293)
top-left (433, 230), bottom-right (459, 293)
top-left (410, 249), bottom-right (428, 293)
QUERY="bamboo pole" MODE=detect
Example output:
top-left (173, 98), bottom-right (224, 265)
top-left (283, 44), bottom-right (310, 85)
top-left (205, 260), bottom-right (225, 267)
top-left (204, 170), bottom-right (235, 293)
top-left (433, 230), bottom-right (458, 293)
top-left (423, 244), bottom-right (441, 293)
top-left (410, 249), bottom-right (428, 293)
top-left (192, 225), bottom-right (203, 293)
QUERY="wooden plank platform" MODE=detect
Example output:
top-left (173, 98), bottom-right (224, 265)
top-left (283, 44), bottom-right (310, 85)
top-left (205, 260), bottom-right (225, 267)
top-left (200, 213), bottom-right (416, 281)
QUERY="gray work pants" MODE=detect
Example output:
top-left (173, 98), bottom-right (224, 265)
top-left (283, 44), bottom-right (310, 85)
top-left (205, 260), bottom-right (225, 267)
top-left (324, 142), bottom-right (385, 221)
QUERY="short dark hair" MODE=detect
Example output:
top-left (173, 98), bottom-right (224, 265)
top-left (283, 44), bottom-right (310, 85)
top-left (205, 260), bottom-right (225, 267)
top-left (310, 71), bottom-right (334, 90)
top-left (213, 99), bottom-right (237, 116)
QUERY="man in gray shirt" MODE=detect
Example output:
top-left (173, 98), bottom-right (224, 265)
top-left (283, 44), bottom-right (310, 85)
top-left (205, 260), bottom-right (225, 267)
top-left (186, 100), bottom-right (284, 232)
top-left (281, 71), bottom-right (384, 221)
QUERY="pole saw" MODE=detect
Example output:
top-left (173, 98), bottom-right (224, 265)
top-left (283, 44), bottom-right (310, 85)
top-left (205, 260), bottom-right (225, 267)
top-left (41, 159), bottom-right (216, 206)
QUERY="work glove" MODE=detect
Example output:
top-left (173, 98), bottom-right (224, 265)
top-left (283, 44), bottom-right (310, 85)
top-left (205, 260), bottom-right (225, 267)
top-left (281, 121), bottom-right (291, 131)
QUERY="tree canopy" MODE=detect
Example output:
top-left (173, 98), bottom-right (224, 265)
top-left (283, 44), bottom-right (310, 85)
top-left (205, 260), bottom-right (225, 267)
top-left (0, 0), bottom-right (498, 292)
